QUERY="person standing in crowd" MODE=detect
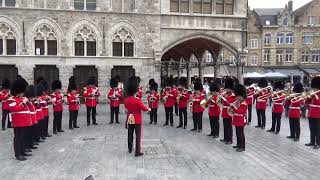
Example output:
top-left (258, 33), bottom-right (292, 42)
top-left (231, 84), bottom-right (248, 152)
top-left (267, 81), bottom-right (285, 134)
top-left (51, 80), bottom-right (64, 134)
top-left (206, 82), bottom-right (221, 138)
top-left (36, 84), bottom-right (45, 141)
top-left (125, 76), bottom-right (151, 157)
top-left (285, 82), bottom-right (304, 142)
top-left (255, 78), bottom-right (271, 129)
top-left (24, 85), bottom-right (38, 152)
top-left (38, 79), bottom-right (52, 138)
top-left (147, 83), bottom-right (159, 125)
top-left (0, 78), bottom-right (11, 130)
top-left (176, 77), bottom-right (190, 129)
top-left (84, 76), bottom-right (100, 126)
top-left (67, 81), bottom-right (80, 130)
top-left (173, 78), bottom-right (179, 116)
top-left (191, 80), bottom-right (205, 133)
top-left (162, 77), bottom-right (175, 126)
top-left (115, 76), bottom-right (124, 113)
top-left (108, 78), bottom-right (122, 124)
top-left (8, 77), bottom-right (30, 161)
top-left (136, 77), bottom-right (143, 100)
top-left (305, 76), bottom-right (320, 149)
top-left (244, 79), bottom-right (254, 125)
top-left (220, 78), bottom-right (236, 145)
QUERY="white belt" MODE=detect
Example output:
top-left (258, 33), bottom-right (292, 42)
top-left (11, 111), bottom-right (30, 115)
top-left (247, 96), bottom-right (253, 98)
top-left (234, 113), bottom-right (244, 117)
top-left (273, 103), bottom-right (283, 105)
top-left (257, 100), bottom-right (266, 102)
top-left (85, 97), bottom-right (96, 100)
top-left (309, 104), bottom-right (320, 108)
top-left (223, 106), bottom-right (229, 109)
top-left (209, 105), bottom-right (216, 107)
top-left (1, 100), bottom-right (7, 102)
top-left (30, 112), bottom-right (36, 115)
top-left (43, 106), bottom-right (49, 109)
top-left (36, 109), bottom-right (42, 112)
top-left (289, 107), bottom-right (300, 110)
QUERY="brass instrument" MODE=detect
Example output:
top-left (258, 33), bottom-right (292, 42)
top-left (227, 103), bottom-right (237, 117)
top-left (246, 83), bottom-right (258, 90)
top-left (304, 90), bottom-right (320, 99)
top-left (272, 90), bottom-right (289, 97)
top-left (200, 95), bottom-right (213, 109)
top-left (254, 86), bottom-right (271, 95)
top-left (189, 101), bottom-right (193, 111)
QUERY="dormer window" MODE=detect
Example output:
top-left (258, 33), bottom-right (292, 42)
top-left (265, 21), bottom-right (270, 26)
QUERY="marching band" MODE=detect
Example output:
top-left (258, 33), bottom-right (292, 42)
top-left (1, 74), bottom-right (320, 161)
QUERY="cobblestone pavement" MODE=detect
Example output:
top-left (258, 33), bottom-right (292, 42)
top-left (0, 104), bottom-right (319, 180)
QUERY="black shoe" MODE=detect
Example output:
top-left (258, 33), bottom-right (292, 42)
top-left (267, 129), bottom-right (274, 132)
top-left (58, 130), bottom-right (64, 132)
top-left (261, 126), bottom-right (265, 129)
top-left (176, 125), bottom-right (182, 128)
top-left (109, 122), bottom-right (113, 124)
top-left (16, 156), bottom-right (26, 161)
top-left (220, 139), bottom-right (226, 142)
top-left (149, 122), bottom-right (153, 125)
top-left (69, 128), bottom-right (73, 130)
top-left (135, 153), bottom-right (144, 157)
top-left (191, 129), bottom-right (196, 131)
top-left (22, 153), bottom-right (32, 157)
top-left (225, 141), bottom-right (232, 145)
top-left (198, 130), bottom-right (202, 133)
top-left (170, 124), bottom-right (173, 126)
top-left (25, 149), bottom-right (32, 153)
top-left (46, 134), bottom-right (52, 137)
top-left (93, 123), bottom-right (98, 125)
top-left (294, 138), bottom-right (299, 142)
top-left (41, 136), bottom-right (46, 140)
top-left (213, 136), bottom-right (219, 138)
top-left (236, 148), bottom-right (245, 152)
top-left (287, 136), bottom-right (293, 139)
top-left (233, 146), bottom-right (239, 149)
top-left (87, 124), bottom-right (90, 126)
top-left (33, 142), bottom-right (39, 146)
top-left (305, 143), bottom-right (315, 146)
top-left (314, 145), bottom-right (320, 149)
top-left (53, 132), bottom-right (57, 135)
top-left (274, 132), bottom-right (279, 134)
top-left (29, 146), bottom-right (38, 149)
top-left (254, 125), bottom-right (261, 128)
top-left (38, 139), bottom-right (45, 143)
top-left (74, 126), bottom-right (80, 128)
top-left (154, 122), bottom-right (157, 125)
top-left (183, 126), bottom-right (186, 129)
top-left (2, 128), bottom-right (5, 131)
top-left (207, 134), bottom-right (213, 136)
top-left (116, 121), bottom-right (120, 124)
top-left (163, 123), bottom-right (168, 126)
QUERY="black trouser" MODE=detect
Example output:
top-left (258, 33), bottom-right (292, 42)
top-left (2, 109), bottom-right (11, 129)
top-left (236, 126), bottom-right (245, 149)
top-left (86, 107), bottom-right (97, 125)
top-left (174, 103), bottom-right (179, 115)
top-left (271, 113), bottom-right (282, 132)
top-left (32, 124), bottom-right (38, 142)
top-left (43, 116), bottom-right (49, 136)
top-left (179, 108), bottom-right (187, 127)
top-left (247, 105), bottom-right (252, 124)
top-left (69, 110), bottom-right (78, 129)
top-left (289, 118), bottom-right (300, 139)
top-left (39, 119), bottom-right (45, 138)
top-left (53, 111), bottom-right (63, 133)
top-left (13, 127), bottom-right (26, 157)
top-left (110, 107), bottom-right (119, 123)
top-left (192, 112), bottom-right (203, 131)
top-left (128, 124), bottom-right (142, 155)
top-left (209, 116), bottom-right (219, 136)
top-left (149, 108), bottom-right (158, 124)
top-left (256, 109), bottom-right (266, 127)
top-left (308, 118), bottom-right (320, 145)
top-left (25, 126), bottom-right (33, 148)
top-left (165, 107), bottom-right (173, 125)
top-left (223, 118), bottom-right (233, 142)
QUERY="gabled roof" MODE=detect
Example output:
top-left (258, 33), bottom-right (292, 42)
top-left (253, 8), bottom-right (284, 26)
top-left (294, 1), bottom-right (313, 16)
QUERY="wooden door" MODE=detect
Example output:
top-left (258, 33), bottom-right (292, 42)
top-left (0, 65), bottom-right (18, 87)
top-left (111, 66), bottom-right (135, 98)
top-left (73, 66), bottom-right (98, 103)
top-left (34, 65), bottom-right (59, 91)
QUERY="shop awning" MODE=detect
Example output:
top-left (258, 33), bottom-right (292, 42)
top-left (244, 67), bottom-right (266, 74)
top-left (303, 68), bottom-right (320, 75)
top-left (264, 72), bottom-right (288, 78)
top-left (244, 72), bottom-right (265, 78)
top-left (268, 68), bottom-right (302, 77)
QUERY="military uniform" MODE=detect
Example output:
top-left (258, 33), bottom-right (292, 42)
top-left (108, 88), bottom-right (122, 124)
top-left (232, 101), bottom-right (248, 152)
top-left (0, 88), bottom-right (11, 130)
top-left (207, 95), bottom-right (221, 137)
top-left (286, 97), bottom-right (304, 141)
top-left (221, 91), bottom-right (236, 144)
top-left (51, 91), bottom-right (64, 134)
top-left (147, 91), bottom-right (159, 124)
top-left (246, 87), bottom-right (254, 125)
top-left (177, 88), bottom-right (190, 129)
top-left (255, 89), bottom-right (271, 129)
top-left (67, 91), bottom-right (80, 129)
top-left (84, 86), bottom-right (100, 125)
top-left (162, 87), bottom-right (175, 126)
top-left (269, 92), bottom-right (285, 133)
top-left (191, 93), bottom-right (205, 132)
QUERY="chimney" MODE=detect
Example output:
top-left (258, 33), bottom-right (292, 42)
top-left (288, 0), bottom-right (293, 12)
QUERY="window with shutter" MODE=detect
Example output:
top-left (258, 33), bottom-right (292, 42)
top-left (35, 40), bottom-right (45, 55)
top-left (180, 0), bottom-right (189, 13)
top-left (170, 0), bottom-right (179, 12)
top-left (74, 0), bottom-right (84, 10)
top-left (203, 0), bottom-right (212, 14)
top-left (5, 0), bottom-right (15, 6)
top-left (47, 40), bottom-right (57, 55)
top-left (87, 41), bottom-right (96, 56)
top-left (113, 42), bottom-right (122, 56)
top-left (86, 0), bottom-right (96, 10)
top-left (124, 42), bottom-right (134, 57)
top-left (6, 39), bottom-right (16, 55)
top-left (216, 0), bottom-right (224, 14)
top-left (75, 41), bottom-right (85, 56)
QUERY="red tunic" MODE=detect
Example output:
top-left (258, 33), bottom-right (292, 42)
top-left (147, 92), bottom-right (160, 109)
top-left (51, 91), bottom-right (64, 112)
top-left (232, 101), bottom-right (248, 127)
top-left (272, 93), bottom-right (285, 113)
top-left (136, 86), bottom-right (143, 100)
top-left (108, 88), bottom-right (122, 107)
top-left (246, 87), bottom-right (254, 106)
top-left (124, 96), bottom-right (150, 124)
top-left (34, 98), bottom-right (44, 121)
top-left (0, 89), bottom-right (10, 110)
top-left (27, 102), bottom-right (37, 125)
top-left (8, 96), bottom-right (32, 127)
top-left (39, 94), bottom-right (50, 117)
top-left (286, 97), bottom-right (304, 119)
top-left (305, 91), bottom-right (320, 119)
top-left (83, 86), bottom-right (100, 107)
top-left (207, 95), bottom-right (221, 117)
top-left (67, 92), bottom-right (80, 111)
top-left (162, 88), bottom-right (175, 108)
top-left (221, 92), bottom-right (236, 119)
top-left (192, 93), bottom-right (205, 113)
top-left (255, 89), bottom-right (271, 110)
top-left (177, 89), bottom-right (190, 109)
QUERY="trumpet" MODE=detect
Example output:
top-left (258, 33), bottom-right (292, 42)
top-left (255, 86), bottom-right (271, 95)
top-left (149, 95), bottom-right (156, 102)
top-left (272, 90), bottom-right (289, 97)
top-left (200, 95), bottom-right (213, 109)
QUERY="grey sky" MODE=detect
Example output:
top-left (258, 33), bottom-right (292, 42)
top-left (249, 0), bottom-right (313, 10)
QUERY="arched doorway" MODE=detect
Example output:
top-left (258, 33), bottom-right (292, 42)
top-left (34, 65), bottom-right (59, 90)
top-left (73, 66), bottom-right (98, 103)
top-left (0, 65), bottom-right (18, 84)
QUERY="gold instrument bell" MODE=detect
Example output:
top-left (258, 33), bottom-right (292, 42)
top-left (189, 101), bottom-right (193, 111)
top-left (200, 99), bottom-right (207, 109)
top-left (227, 104), bottom-right (235, 117)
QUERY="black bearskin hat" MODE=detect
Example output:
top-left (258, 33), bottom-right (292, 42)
top-left (209, 82), bottom-right (219, 92)
top-left (52, 80), bottom-right (62, 90)
top-left (258, 78), bottom-right (268, 88)
top-left (166, 77), bottom-right (173, 87)
top-left (150, 83), bottom-right (158, 91)
top-left (68, 83), bottom-right (77, 91)
top-left (69, 76), bottom-right (76, 85)
top-left (234, 84), bottom-right (247, 99)
top-left (127, 76), bottom-right (139, 96)
top-left (224, 77), bottom-right (234, 90)
top-left (36, 77), bottom-right (44, 84)
top-left (87, 76), bottom-right (96, 85)
top-left (16, 75), bottom-right (22, 79)
top-left (311, 76), bottom-right (320, 89)
top-left (213, 78), bottom-right (222, 88)
top-left (274, 81), bottom-right (284, 91)
top-left (244, 78), bottom-right (253, 86)
top-left (110, 78), bottom-right (118, 88)
top-left (149, 79), bottom-right (155, 86)
top-left (233, 77), bottom-right (239, 86)
top-left (40, 80), bottom-right (49, 91)
top-left (24, 85), bottom-right (35, 98)
top-left (36, 84), bottom-right (44, 96)
top-left (173, 77), bottom-right (178, 86)
top-left (178, 77), bottom-right (187, 88)
top-left (292, 82), bottom-right (304, 93)
top-left (137, 77), bottom-right (141, 84)
top-left (11, 78), bottom-right (28, 96)
top-left (194, 81), bottom-right (203, 91)
top-left (1, 78), bottom-right (10, 89)
top-left (115, 75), bottom-right (121, 81)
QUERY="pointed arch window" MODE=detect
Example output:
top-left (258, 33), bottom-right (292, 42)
top-left (0, 23), bottom-right (16, 55)
top-left (112, 28), bottom-right (134, 57)
top-left (74, 26), bottom-right (96, 56)
top-left (34, 24), bottom-right (57, 56)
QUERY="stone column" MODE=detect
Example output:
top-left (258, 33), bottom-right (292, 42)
top-left (44, 37), bottom-right (48, 56)
top-left (17, 64), bottom-right (35, 84)
top-left (2, 0), bottom-right (5, 7)
top-left (96, 65), bottom-right (112, 103)
top-left (84, 40), bottom-right (87, 56)
top-left (187, 63), bottom-right (191, 88)
top-left (57, 65), bottom-right (74, 91)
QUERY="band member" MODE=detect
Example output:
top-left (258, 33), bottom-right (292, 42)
top-left (177, 77), bottom-right (190, 129)
top-left (125, 76), bottom-right (151, 157)
top-left (115, 76), bottom-right (124, 113)
top-left (108, 78), bottom-right (122, 124)
top-left (285, 82), bottom-right (304, 141)
top-left (162, 77), bottom-right (175, 126)
top-left (207, 82), bottom-right (221, 138)
top-left (191, 80), bottom-right (205, 132)
top-left (147, 83), bottom-right (159, 124)
top-left (173, 78), bottom-right (179, 116)
top-left (267, 81), bottom-right (285, 134)
top-left (220, 78), bottom-right (236, 145)
top-left (244, 79), bottom-right (254, 125)
top-left (231, 84), bottom-right (248, 152)
top-left (51, 80), bottom-right (64, 134)
top-left (0, 78), bottom-right (11, 130)
top-left (305, 76), bottom-right (320, 149)
top-left (255, 78), bottom-right (271, 129)
top-left (24, 85), bottom-right (38, 152)
top-left (36, 84), bottom-right (45, 141)
top-left (8, 77), bottom-right (30, 161)
top-left (136, 77), bottom-right (143, 100)
top-left (38, 80), bottom-right (52, 138)
top-left (67, 81), bottom-right (80, 130)
top-left (84, 76), bottom-right (100, 126)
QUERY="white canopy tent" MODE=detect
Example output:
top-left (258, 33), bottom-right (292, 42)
top-left (243, 72), bottom-right (265, 78)
top-left (264, 72), bottom-right (288, 78)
